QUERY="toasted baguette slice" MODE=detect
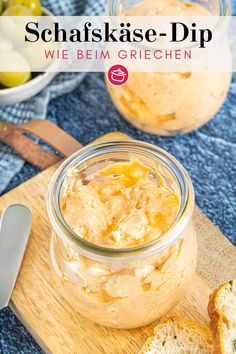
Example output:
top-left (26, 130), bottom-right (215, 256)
top-left (139, 316), bottom-right (213, 354)
top-left (208, 279), bottom-right (236, 354)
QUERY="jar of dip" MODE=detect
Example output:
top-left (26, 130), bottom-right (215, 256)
top-left (106, 0), bottom-right (232, 135)
top-left (47, 140), bottom-right (197, 328)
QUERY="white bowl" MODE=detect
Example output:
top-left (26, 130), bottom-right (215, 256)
top-left (0, 7), bottom-right (56, 105)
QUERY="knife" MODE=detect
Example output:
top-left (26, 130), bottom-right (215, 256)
top-left (0, 204), bottom-right (32, 310)
top-left (0, 119), bottom-right (82, 169)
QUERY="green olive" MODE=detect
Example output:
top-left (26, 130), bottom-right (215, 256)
top-left (5, 0), bottom-right (42, 16)
top-left (0, 71), bottom-right (31, 87)
top-left (2, 3), bottom-right (33, 15)
top-left (1, 5), bottom-right (33, 44)
top-left (0, 0), bottom-right (2, 15)
top-left (0, 51), bottom-right (31, 87)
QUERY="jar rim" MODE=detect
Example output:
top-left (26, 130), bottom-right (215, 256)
top-left (108, 0), bottom-right (231, 16)
top-left (47, 140), bottom-right (195, 262)
top-left (107, 0), bottom-right (232, 51)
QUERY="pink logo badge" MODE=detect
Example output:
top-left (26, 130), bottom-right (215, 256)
top-left (107, 65), bottom-right (129, 86)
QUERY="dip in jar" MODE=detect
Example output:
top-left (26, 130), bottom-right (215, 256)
top-left (106, 0), bottom-right (232, 135)
top-left (47, 140), bottom-right (197, 328)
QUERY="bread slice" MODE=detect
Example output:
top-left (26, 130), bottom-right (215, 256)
top-left (208, 279), bottom-right (236, 354)
top-left (139, 316), bottom-right (213, 353)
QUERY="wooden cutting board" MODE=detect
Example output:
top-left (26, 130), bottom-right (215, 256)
top-left (0, 132), bottom-right (236, 354)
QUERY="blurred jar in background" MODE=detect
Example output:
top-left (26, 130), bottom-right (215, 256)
top-left (106, 0), bottom-right (232, 136)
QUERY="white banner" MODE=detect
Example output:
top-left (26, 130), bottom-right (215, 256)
top-left (0, 16), bottom-right (235, 72)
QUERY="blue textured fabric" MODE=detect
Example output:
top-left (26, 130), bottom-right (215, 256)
top-left (0, 2), bottom-right (236, 353)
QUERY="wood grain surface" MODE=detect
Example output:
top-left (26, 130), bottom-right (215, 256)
top-left (0, 132), bottom-right (236, 354)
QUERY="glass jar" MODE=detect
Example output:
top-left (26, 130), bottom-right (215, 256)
top-left (47, 140), bottom-right (197, 329)
top-left (106, 0), bottom-right (232, 136)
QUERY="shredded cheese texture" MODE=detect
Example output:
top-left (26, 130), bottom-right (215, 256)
top-left (62, 161), bottom-right (179, 248)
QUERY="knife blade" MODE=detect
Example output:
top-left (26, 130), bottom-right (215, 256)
top-left (0, 204), bottom-right (32, 310)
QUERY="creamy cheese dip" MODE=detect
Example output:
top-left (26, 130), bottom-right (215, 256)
top-left (106, 0), bottom-right (231, 135)
top-left (49, 156), bottom-right (197, 328)
top-left (62, 161), bottom-right (179, 248)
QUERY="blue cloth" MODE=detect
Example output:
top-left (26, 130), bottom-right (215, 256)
top-left (1, 1), bottom-right (236, 353)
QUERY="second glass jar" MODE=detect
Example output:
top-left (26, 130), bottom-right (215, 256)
top-left (106, 0), bottom-right (232, 136)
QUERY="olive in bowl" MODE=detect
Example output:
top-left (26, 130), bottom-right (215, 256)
top-left (0, 3), bottom-right (56, 104)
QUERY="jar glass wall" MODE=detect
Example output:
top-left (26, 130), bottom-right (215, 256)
top-left (106, 0), bottom-right (232, 136)
top-left (47, 141), bottom-right (197, 328)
